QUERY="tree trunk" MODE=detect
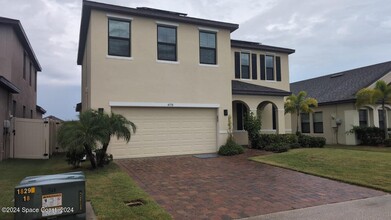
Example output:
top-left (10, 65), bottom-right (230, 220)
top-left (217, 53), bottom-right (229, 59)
top-left (84, 144), bottom-right (96, 169)
top-left (382, 102), bottom-right (388, 139)
top-left (97, 140), bottom-right (110, 167)
top-left (296, 112), bottom-right (300, 135)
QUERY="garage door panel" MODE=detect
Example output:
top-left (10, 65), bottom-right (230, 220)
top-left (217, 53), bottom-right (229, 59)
top-left (110, 107), bottom-right (217, 158)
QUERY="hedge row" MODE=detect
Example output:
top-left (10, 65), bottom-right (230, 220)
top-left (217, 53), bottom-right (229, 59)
top-left (251, 133), bottom-right (326, 152)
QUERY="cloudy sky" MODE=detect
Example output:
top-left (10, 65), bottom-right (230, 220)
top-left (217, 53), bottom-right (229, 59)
top-left (1, 0), bottom-right (390, 120)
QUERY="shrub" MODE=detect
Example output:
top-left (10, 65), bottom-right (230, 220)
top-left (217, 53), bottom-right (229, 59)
top-left (218, 139), bottom-right (244, 156)
top-left (65, 149), bottom-right (85, 168)
top-left (289, 142), bottom-right (301, 149)
top-left (264, 142), bottom-right (290, 153)
top-left (255, 134), bottom-right (297, 149)
top-left (351, 126), bottom-right (384, 146)
top-left (95, 149), bottom-right (113, 166)
top-left (244, 111), bottom-right (262, 148)
top-left (384, 139), bottom-right (391, 147)
top-left (298, 135), bottom-right (326, 148)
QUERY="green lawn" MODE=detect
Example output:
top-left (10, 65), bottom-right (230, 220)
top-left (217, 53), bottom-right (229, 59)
top-left (250, 146), bottom-right (391, 192)
top-left (0, 155), bottom-right (171, 220)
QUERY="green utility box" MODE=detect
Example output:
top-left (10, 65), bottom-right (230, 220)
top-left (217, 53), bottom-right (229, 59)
top-left (14, 171), bottom-right (86, 220)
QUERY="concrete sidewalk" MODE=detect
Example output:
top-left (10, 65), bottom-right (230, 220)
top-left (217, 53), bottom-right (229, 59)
top-left (241, 195), bottom-right (391, 220)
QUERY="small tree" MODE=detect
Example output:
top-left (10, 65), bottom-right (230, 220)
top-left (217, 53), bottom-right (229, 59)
top-left (58, 110), bottom-right (107, 169)
top-left (218, 114), bottom-right (243, 156)
top-left (57, 109), bottom-right (136, 169)
top-left (97, 112), bottom-right (136, 167)
top-left (284, 91), bottom-right (318, 135)
top-left (244, 110), bottom-right (262, 148)
top-left (356, 80), bottom-right (391, 139)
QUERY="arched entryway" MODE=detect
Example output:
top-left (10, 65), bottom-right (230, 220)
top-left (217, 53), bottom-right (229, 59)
top-left (232, 101), bottom-right (249, 131)
top-left (257, 101), bottom-right (278, 134)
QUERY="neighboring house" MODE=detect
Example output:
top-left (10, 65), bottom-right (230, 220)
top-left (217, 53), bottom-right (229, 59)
top-left (43, 115), bottom-right (64, 122)
top-left (291, 61), bottom-right (391, 145)
top-left (77, 1), bottom-right (294, 158)
top-left (0, 17), bottom-right (43, 161)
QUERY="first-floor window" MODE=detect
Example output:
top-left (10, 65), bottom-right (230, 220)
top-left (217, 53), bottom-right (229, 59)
top-left (108, 18), bottom-right (131, 57)
top-left (23, 105), bottom-right (26, 118)
top-left (359, 109), bottom-right (368, 127)
top-left (301, 113), bottom-right (310, 133)
top-left (313, 112), bottom-right (323, 133)
top-left (272, 105), bottom-right (277, 130)
top-left (379, 109), bottom-right (385, 130)
top-left (236, 103), bottom-right (248, 130)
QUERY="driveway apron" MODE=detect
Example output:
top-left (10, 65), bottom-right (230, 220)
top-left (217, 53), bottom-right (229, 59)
top-left (116, 149), bottom-right (385, 220)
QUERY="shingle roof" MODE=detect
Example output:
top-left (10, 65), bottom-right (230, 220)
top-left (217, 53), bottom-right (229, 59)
top-left (232, 80), bottom-right (291, 96)
top-left (290, 61), bottom-right (391, 105)
top-left (0, 17), bottom-right (41, 71)
top-left (231, 40), bottom-right (295, 54)
top-left (77, 1), bottom-right (239, 65)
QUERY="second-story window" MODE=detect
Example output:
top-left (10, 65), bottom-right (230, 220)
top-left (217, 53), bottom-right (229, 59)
top-left (266, 55), bottom-right (274, 80)
top-left (157, 25), bottom-right (177, 61)
top-left (108, 18), bottom-right (131, 57)
top-left (240, 53), bottom-right (250, 79)
top-left (199, 31), bottom-right (216, 65)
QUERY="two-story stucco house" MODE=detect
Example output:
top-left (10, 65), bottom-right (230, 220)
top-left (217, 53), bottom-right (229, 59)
top-left (0, 17), bottom-right (44, 161)
top-left (77, 1), bottom-right (295, 158)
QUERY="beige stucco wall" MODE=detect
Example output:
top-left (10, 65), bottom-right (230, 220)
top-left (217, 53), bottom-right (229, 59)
top-left (0, 24), bottom-right (38, 119)
top-left (84, 10), bottom-right (234, 147)
top-left (232, 94), bottom-right (290, 145)
top-left (231, 48), bottom-right (290, 91)
top-left (289, 103), bottom-right (390, 145)
top-left (81, 9), bottom-right (293, 148)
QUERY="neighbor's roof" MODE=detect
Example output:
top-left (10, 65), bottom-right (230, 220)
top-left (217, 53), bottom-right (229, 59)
top-left (232, 80), bottom-right (291, 96)
top-left (231, 40), bottom-right (295, 55)
top-left (0, 17), bottom-right (41, 71)
top-left (77, 0), bottom-right (239, 65)
top-left (36, 105), bottom-right (47, 114)
top-left (43, 115), bottom-right (64, 122)
top-left (291, 61), bottom-right (391, 105)
top-left (0, 76), bottom-right (20, 93)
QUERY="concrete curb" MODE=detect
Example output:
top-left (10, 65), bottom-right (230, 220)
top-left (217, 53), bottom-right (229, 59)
top-left (240, 195), bottom-right (391, 220)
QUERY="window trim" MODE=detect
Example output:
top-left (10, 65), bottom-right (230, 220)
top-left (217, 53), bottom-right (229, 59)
top-left (108, 17), bottom-right (131, 57)
top-left (265, 55), bottom-right (275, 81)
top-left (199, 30), bottom-right (217, 65)
top-left (358, 109), bottom-right (369, 127)
top-left (23, 51), bottom-right (27, 80)
top-left (300, 112), bottom-right (310, 133)
top-left (157, 24), bottom-right (177, 61)
top-left (313, 112), bottom-right (324, 134)
top-left (240, 52), bottom-right (250, 79)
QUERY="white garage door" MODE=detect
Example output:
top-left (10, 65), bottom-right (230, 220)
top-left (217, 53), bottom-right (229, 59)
top-left (110, 107), bottom-right (217, 158)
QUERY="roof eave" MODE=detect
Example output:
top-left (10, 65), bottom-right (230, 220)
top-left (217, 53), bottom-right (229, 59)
top-left (317, 99), bottom-right (356, 106)
top-left (232, 90), bottom-right (291, 96)
top-left (231, 40), bottom-right (295, 54)
top-left (0, 76), bottom-right (21, 93)
top-left (77, 1), bottom-right (239, 65)
top-left (0, 17), bottom-right (42, 71)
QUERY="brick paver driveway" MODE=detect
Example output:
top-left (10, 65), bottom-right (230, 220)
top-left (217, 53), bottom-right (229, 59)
top-left (116, 149), bottom-right (385, 220)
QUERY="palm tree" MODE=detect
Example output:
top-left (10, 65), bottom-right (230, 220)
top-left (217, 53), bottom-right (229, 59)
top-left (97, 112), bottom-right (136, 167)
top-left (356, 80), bottom-right (391, 139)
top-left (58, 110), bottom-right (107, 169)
top-left (57, 109), bottom-right (136, 169)
top-left (284, 91), bottom-right (318, 134)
